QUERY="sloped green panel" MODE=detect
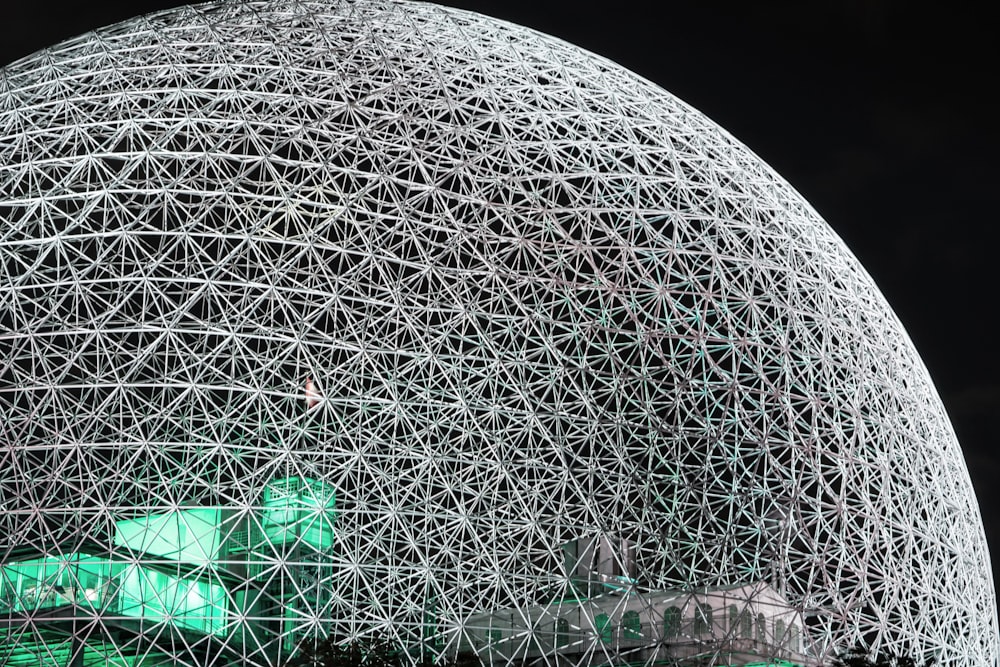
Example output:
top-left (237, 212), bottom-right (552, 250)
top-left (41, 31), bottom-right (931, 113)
top-left (114, 508), bottom-right (222, 563)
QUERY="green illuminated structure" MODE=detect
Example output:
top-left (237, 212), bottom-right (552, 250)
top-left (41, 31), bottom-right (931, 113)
top-left (0, 0), bottom-right (996, 665)
top-left (1, 478), bottom-right (335, 664)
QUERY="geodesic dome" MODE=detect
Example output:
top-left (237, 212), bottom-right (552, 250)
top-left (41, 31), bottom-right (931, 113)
top-left (0, 1), bottom-right (996, 666)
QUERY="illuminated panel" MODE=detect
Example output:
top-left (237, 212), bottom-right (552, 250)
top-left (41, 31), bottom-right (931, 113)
top-left (114, 508), bottom-right (222, 563)
top-left (0, 553), bottom-right (107, 614)
top-left (260, 477), bottom-right (337, 552)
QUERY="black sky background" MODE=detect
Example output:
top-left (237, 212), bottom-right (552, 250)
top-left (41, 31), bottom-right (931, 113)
top-left (3, 1), bottom-right (997, 600)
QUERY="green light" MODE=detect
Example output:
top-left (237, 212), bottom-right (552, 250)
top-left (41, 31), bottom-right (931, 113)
top-left (1, 476), bottom-right (337, 661)
top-left (114, 508), bottom-right (221, 563)
top-left (261, 477), bottom-right (337, 551)
top-left (115, 562), bottom-right (229, 635)
top-left (0, 552), bottom-right (229, 636)
top-left (1, 553), bottom-right (110, 614)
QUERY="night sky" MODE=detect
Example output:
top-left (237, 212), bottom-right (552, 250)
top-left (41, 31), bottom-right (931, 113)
top-left (3, 1), bottom-right (997, 600)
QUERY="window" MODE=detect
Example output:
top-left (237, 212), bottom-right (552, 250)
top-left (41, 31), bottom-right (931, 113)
top-left (663, 606), bottom-right (681, 639)
top-left (694, 602), bottom-right (712, 635)
top-left (622, 610), bottom-right (642, 640)
top-left (595, 613), bottom-right (612, 644)
top-left (756, 613), bottom-right (766, 642)
top-left (789, 623), bottom-right (799, 652)
top-left (728, 604), bottom-right (739, 632)
top-left (775, 619), bottom-right (785, 647)
top-left (556, 617), bottom-right (570, 648)
top-left (741, 612), bottom-right (752, 639)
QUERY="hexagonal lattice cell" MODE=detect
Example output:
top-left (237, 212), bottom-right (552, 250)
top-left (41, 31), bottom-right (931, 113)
top-left (0, 1), bottom-right (996, 666)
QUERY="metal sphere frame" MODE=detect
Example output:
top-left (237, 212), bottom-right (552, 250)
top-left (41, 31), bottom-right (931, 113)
top-left (0, 1), bottom-right (996, 666)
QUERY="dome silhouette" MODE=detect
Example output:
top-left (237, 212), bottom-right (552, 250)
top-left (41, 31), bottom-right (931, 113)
top-left (0, 1), bottom-right (995, 666)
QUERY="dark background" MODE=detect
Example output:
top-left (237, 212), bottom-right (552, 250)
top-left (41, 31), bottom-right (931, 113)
top-left (3, 1), bottom-right (997, 599)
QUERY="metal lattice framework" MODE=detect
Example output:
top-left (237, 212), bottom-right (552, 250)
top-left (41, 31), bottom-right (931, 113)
top-left (0, 1), bottom-right (996, 666)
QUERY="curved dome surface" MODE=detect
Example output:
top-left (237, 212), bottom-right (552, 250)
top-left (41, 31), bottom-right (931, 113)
top-left (0, 1), bottom-right (995, 666)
